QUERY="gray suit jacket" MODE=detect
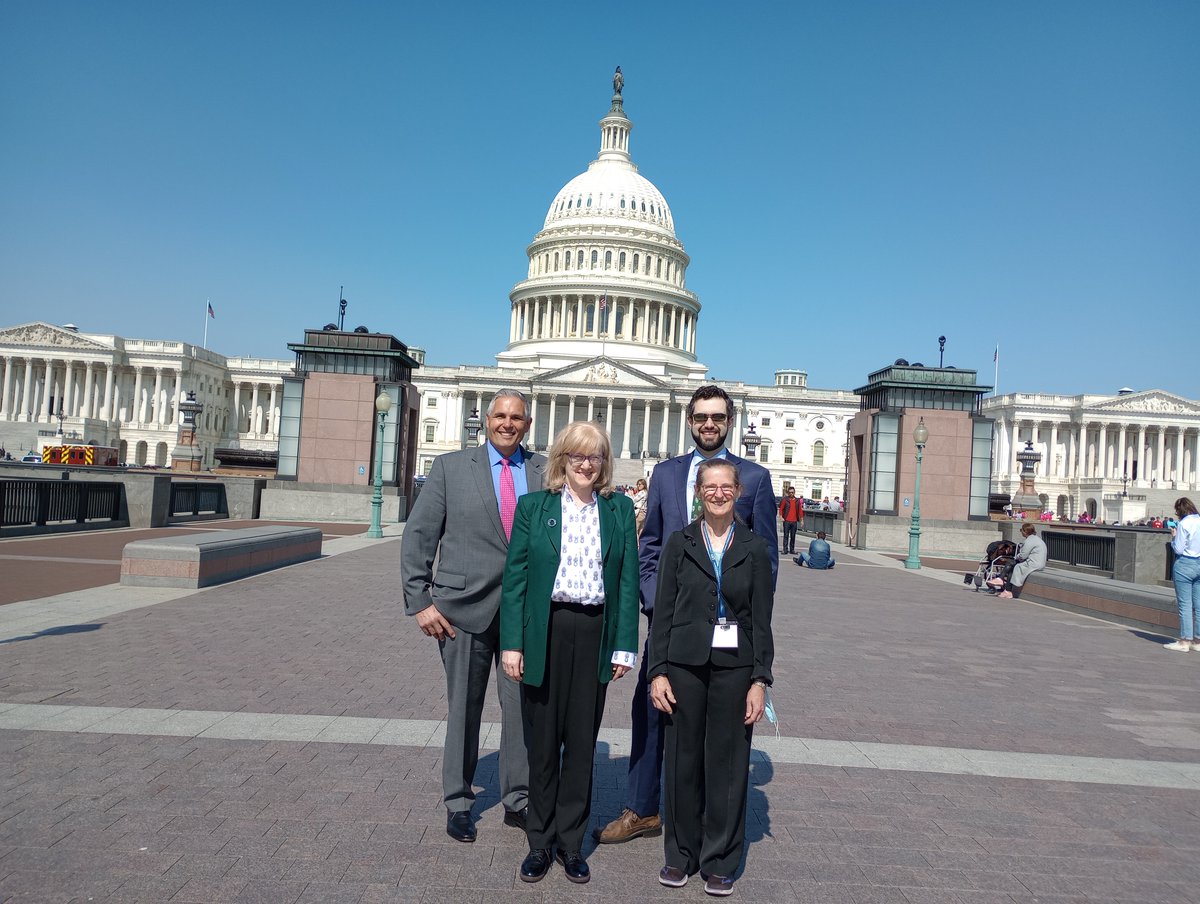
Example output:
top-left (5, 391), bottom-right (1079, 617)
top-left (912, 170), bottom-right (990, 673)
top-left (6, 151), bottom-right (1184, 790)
top-left (401, 443), bottom-right (547, 635)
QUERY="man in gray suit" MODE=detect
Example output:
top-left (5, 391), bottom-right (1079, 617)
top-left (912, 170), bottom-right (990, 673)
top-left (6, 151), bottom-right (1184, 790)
top-left (401, 389), bottom-right (546, 843)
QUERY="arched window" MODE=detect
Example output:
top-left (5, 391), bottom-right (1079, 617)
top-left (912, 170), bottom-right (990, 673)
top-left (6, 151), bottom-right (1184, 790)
top-left (644, 256), bottom-right (650, 274)
top-left (813, 440), bottom-right (826, 467)
top-left (591, 250), bottom-right (598, 268)
top-left (564, 252), bottom-right (571, 270)
top-left (585, 304), bottom-right (595, 332)
top-left (586, 196), bottom-right (593, 208)
top-left (553, 252), bottom-right (559, 270)
top-left (632, 253), bottom-right (639, 272)
top-left (605, 250), bottom-right (612, 270)
top-left (577, 250), bottom-right (584, 268)
top-left (620, 197), bottom-right (626, 209)
top-left (656, 258), bottom-right (662, 278)
top-left (619, 252), bottom-right (626, 271)
top-left (615, 307), bottom-right (625, 337)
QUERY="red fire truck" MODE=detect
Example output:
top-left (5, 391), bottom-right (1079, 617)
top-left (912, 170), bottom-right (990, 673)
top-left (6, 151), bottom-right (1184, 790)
top-left (40, 445), bottom-right (120, 467)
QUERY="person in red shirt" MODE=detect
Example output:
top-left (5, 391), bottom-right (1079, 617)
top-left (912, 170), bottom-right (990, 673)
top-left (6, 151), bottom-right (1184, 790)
top-left (778, 486), bottom-right (803, 554)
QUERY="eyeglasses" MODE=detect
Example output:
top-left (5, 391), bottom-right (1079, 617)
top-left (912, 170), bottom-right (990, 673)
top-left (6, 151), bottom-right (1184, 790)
top-left (567, 453), bottom-right (604, 467)
top-left (690, 412), bottom-right (728, 426)
top-left (700, 484), bottom-right (737, 498)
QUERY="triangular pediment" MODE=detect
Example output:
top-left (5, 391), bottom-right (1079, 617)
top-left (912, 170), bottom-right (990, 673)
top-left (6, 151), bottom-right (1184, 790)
top-left (0, 321), bottom-right (114, 353)
top-left (1086, 390), bottom-right (1200, 417)
top-left (535, 356), bottom-right (668, 390)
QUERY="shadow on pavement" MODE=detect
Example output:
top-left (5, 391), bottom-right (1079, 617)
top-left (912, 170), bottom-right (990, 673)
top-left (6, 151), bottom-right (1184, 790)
top-left (0, 622), bottom-right (105, 645)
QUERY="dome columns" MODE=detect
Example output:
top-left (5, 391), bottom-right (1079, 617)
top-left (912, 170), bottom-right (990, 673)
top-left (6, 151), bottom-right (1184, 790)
top-left (509, 293), bottom-right (697, 351)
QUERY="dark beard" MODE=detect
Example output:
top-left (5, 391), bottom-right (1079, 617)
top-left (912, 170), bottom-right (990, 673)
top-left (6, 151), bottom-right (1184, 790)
top-left (691, 428), bottom-right (726, 455)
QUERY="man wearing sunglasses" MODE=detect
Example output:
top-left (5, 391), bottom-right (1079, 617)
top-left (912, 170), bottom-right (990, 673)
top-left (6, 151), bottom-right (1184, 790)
top-left (597, 384), bottom-right (777, 845)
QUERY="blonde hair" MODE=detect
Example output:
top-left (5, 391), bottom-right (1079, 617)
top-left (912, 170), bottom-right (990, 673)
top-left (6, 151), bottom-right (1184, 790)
top-left (635, 478), bottom-right (647, 492)
top-left (545, 421), bottom-right (615, 497)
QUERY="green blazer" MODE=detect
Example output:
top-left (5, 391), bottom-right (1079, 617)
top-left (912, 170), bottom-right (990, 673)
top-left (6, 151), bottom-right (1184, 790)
top-left (500, 489), bottom-right (640, 688)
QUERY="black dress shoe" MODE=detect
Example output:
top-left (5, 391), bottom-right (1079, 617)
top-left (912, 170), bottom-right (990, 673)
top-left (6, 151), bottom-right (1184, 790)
top-left (556, 849), bottom-right (590, 884)
top-left (503, 806), bottom-right (528, 831)
top-left (446, 810), bottom-right (476, 843)
top-left (520, 847), bottom-right (553, 883)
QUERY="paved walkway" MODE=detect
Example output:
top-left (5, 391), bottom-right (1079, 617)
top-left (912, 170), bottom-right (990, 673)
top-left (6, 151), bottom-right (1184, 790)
top-left (1, 531), bottom-right (1198, 903)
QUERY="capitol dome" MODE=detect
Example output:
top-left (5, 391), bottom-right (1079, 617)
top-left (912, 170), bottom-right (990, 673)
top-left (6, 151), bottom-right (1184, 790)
top-left (497, 80), bottom-right (705, 380)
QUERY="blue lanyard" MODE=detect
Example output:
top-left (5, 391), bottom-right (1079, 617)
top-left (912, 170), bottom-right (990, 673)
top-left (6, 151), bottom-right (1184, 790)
top-left (702, 522), bottom-right (734, 622)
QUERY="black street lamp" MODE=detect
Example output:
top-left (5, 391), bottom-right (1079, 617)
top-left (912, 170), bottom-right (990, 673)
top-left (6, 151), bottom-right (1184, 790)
top-left (463, 408), bottom-right (483, 448)
top-left (741, 423), bottom-right (761, 460)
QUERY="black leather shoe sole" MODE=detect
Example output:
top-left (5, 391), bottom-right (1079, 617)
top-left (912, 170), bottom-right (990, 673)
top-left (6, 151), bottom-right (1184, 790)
top-left (446, 811), bottom-right (476, 843)
top-left (520, 849), bottom-right (552, 883)
top-left (556, 850), bottom-right (590, 884)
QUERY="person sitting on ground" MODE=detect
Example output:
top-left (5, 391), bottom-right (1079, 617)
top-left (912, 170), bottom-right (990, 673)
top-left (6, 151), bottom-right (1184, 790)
top-left (796, 531), bottom-right (835, 569)
top-left (989, 523), bottom-right (1046, 599)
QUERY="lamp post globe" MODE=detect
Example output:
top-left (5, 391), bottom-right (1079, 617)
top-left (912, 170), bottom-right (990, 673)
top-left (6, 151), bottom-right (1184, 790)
top-left (904, 417), bottom-right (928, 569)
top-left (367, 390), bottom-right (393, 539)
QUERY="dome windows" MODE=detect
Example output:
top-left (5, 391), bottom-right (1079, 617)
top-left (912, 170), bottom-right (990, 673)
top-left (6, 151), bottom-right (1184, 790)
top-left (619, 252), bottom-right (626, 272)
top-left (586, 196), bottom-right (593, 208)
top-left (605, 250), bottom-right (612, 270)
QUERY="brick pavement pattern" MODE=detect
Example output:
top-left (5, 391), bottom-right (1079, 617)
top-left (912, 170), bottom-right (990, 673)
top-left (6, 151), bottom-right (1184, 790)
top-left (1, 540), bottom-right (1199, 903)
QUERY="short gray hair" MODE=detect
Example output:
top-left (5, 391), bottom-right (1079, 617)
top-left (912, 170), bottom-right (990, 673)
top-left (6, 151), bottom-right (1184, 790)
top-left (486, 388), bottom-right (529, 417)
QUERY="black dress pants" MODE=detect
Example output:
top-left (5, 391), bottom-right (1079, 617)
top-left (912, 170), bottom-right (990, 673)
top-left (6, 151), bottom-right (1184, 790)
top-left (781, 521), bottom-right (798, 553)
top-left (523, 603), bottom-right (607, 852)
top-left (663, 660), bottom-right (753, 878)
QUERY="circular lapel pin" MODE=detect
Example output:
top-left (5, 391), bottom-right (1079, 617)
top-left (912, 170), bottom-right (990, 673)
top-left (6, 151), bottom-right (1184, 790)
top-left (547, 518), bottom-right (557, 527)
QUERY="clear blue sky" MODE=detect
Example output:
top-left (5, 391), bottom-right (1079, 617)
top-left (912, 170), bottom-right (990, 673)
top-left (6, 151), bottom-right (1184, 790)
top-left (2, 1), bottom-right (1196, 398)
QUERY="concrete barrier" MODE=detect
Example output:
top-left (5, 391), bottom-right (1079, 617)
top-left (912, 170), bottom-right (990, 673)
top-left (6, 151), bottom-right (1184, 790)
top-left (120, 526), bottom-right (323, 589)
top-left (1018, 568), bottom-right (1177, 634)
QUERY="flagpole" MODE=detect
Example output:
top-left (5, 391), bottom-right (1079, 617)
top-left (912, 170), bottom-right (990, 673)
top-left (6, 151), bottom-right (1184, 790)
top-left (203, 298), bottom-right (210, 349)
top-left (993, 344), bottom-right (999, 396)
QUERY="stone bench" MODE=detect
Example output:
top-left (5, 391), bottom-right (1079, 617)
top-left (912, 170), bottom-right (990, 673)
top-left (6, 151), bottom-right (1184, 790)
top-left (120, 526), bottom-right (323, 589)
top-left (1019, 568), bottom-right (1177, 634)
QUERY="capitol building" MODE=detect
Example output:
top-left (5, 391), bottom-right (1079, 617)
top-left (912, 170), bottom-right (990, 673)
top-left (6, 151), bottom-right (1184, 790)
top-left (411, 80), bottom-right (859, 497)
top-left (1, 76), bottom-right (1197, 518)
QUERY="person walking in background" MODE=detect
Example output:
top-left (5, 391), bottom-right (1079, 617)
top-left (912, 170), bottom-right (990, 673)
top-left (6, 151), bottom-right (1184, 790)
top-left (400, 389), bottom-right (543, 843)
top-left (1164, 497), bottom-right (1200, 652)
top-left (778, 486), bottom-right (802, 555)
top-left (633, 477), bottom-right (649, 536)
top-left (649, 459), bottom-right (774, 896)
top-left (500, 422), bottom-right (640, 883)
top-left (596, 385), bottom-right (777, 846)
top-left (797, 530), bottom-right (835, 569)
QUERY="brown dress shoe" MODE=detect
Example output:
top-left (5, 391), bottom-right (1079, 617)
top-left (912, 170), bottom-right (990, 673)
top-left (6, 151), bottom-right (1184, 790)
top-left (595, 808), bottom-right (662, 844)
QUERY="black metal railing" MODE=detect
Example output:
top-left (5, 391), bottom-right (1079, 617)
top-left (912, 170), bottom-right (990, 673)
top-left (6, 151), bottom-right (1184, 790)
top-left (0, 479), bottom-right (122, 528)
top-left (169, 482), bottom-right (226, 518)
top-left (1044, 529), bottom-right (1115, 573)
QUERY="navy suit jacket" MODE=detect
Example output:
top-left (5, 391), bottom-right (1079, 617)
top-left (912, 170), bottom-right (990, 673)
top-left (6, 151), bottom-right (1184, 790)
top-left (638, 450), bottom-right (777, 613)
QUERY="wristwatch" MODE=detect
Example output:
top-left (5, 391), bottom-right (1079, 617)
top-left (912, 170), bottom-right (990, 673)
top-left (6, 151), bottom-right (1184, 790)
top-left (752, 678), bottom-right (770, 688)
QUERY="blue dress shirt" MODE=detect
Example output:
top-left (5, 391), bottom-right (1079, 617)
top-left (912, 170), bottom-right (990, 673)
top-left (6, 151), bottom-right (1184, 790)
top-left (487, 441), bottom-right (529, 503)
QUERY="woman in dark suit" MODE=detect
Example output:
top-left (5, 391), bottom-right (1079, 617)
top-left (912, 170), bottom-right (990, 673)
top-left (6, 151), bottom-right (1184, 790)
top-left (648, 458), bottom-right (774, 897)
top-left (500, 421), bottom-right (640, 885)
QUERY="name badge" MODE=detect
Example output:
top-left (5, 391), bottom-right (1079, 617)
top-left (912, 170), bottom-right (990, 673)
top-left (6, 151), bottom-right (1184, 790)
top-left (712, 623), bottom-right (738, 648)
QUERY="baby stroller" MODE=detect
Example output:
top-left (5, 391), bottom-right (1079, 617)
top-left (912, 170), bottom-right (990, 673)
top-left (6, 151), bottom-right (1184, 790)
top-left (964, 541), bottom-right (1016, 592)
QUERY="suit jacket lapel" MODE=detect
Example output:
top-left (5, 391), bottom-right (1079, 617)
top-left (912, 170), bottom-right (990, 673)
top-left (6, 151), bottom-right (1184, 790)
top-left (472, 444), bottom-right (507, 545)
top-left (681, 523), bottom-right (717, 580)
top-left (541, 492), bottom-right (562, 558)
top-left (671, 454), bottom-right (691, 527)
top-left (598, 495), bottom-right (618, 564)
top-left (723, 525), bottom-right (752, 573)
top-left (524, 445), bottom-right (545, 492)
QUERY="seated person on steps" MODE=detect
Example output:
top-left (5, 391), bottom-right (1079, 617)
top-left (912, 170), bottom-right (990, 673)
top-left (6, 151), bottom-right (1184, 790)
top-left (795, 531), bottom-right (835, 569)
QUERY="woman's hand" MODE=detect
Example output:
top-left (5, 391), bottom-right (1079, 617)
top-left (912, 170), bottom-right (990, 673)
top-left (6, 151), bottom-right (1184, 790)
top-left (649, 674), bottom-right (676, 713)
top-left (744, 683), bottom-right (766, 725)
top-left (501, 650), bottom-right (524, 681)
top-left (612, 664), bottom-right (631, 681)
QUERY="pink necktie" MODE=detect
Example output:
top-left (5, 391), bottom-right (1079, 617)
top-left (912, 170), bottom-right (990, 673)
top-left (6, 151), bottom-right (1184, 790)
top-left (499, 457), bottom-right (517, 540)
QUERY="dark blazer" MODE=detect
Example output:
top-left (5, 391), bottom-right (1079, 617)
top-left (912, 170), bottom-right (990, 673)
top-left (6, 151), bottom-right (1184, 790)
top-left (646, 522), bottom-right (774, 683)
top-left (639, 451), bottom-right (778, 613)
top-left (499, 489), bottom-right (640, 688)
top-left (401, 443), bottom-right (547, 634)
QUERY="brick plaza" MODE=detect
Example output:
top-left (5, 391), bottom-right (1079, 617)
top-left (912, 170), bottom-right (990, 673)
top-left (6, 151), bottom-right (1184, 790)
top-left (1, 524), bottom-right (1198, 903)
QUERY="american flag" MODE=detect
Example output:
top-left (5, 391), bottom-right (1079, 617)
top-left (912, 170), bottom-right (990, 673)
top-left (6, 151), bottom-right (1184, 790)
top-left (599, 293), bottom-right (607, 311)
top-left (207, 302), bottom-right (216, 319)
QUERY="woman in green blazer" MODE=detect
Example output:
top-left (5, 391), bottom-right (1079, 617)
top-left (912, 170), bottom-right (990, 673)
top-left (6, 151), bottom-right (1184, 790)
top-left (501, 421), bottom-right (640, 885)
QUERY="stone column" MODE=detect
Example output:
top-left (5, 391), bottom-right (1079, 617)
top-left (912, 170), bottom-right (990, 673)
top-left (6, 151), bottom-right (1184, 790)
top-left (547, 394), bottom-right (557, 445)
top-left (1174, 429), bottom-right (1185, 484)
top-left (38, 359), bottom-right (53, 420)
top-left (61, 362), bottom-right (75, 420)
top-left (1156, 428), bottom-right (1166, 483)
top-left (0, 356), bottom-right (12, 418)
top-left (586, 396), bottom-right (594, 422)
top-left (641, 401), bottom-right (651, 457)
top-left (1135, 424), bottom-right (1146, 482)
top-left (604, 397), bottom-right (614, 438)
top-left (231, 382), bottom-right (242, 432)
top-left (621, 399), bottom-right (632, 458)
top-left (132, 367), bottom-right (145, 422)
top-left (250, 383), bottom-right (262, 434)
top-left (656, 303), bottom-right (665, 346)
top-left (677, 403), bottom-right (688, 453)
top-left (659, 403), bottom-right (669, 456)
top-left (574, 296), bottom-right (583, 337)
top-left (268, 383), bottom-right (278, 437)
top-left (149, 368), bottom-right (163, 426)
top-left (567, 395), bottom-right (576, 422)
top-left (1098, 425), bottom-right (1109, 482)
top-left (81, 362), bottom-right (95, 422)
top-left (102, 364), bottom-right (117, 422)
top-left (1009, 421), bottom-right (1020, 475)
